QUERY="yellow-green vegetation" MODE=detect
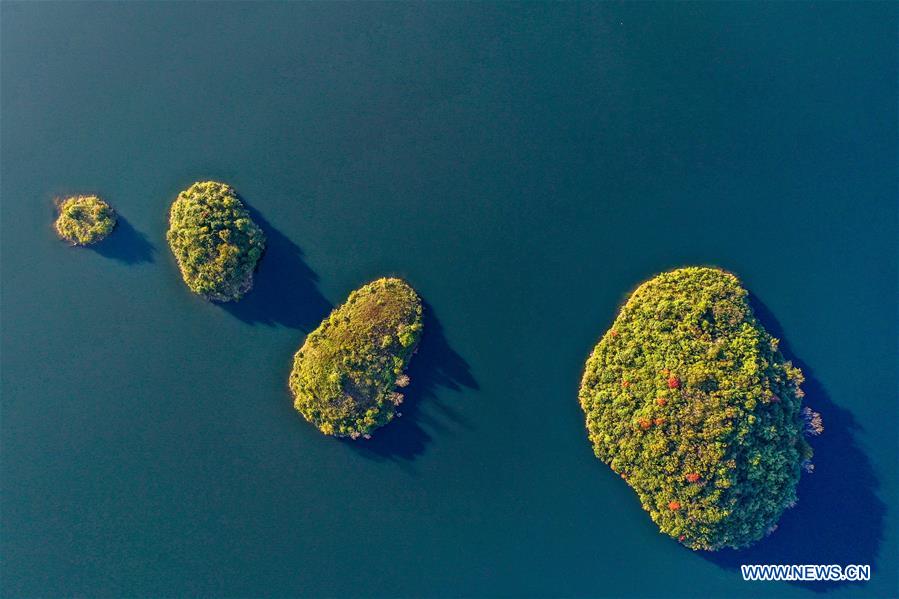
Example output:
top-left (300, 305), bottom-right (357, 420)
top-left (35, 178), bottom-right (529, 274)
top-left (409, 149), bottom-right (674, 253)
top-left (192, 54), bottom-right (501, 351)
top-left (166, 181), bottom-right (266, 302)
top-left (579, 267), bottom-right (820, 550)
top-left (54, 195), bottom-right (116, 246)
top-left (290, 278), bottom-right (423, 439)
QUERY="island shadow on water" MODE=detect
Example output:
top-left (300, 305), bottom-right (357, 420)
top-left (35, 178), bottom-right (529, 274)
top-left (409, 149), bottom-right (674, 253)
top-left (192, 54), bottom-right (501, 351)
top-left (220, 200), bottom-right (331, 331)
top-left (92, 216), bottom-right (155, 264)
top-left (346, 301), bottom-right (479, 462)
top-left (699, 294), bottom-right (885, 593)
top-left (216, 199), bottom-right (475, 460)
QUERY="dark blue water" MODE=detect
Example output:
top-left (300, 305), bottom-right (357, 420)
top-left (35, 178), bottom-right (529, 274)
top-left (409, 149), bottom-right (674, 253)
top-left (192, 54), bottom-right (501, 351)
top-left (2, 3), bottom-right (896, 597)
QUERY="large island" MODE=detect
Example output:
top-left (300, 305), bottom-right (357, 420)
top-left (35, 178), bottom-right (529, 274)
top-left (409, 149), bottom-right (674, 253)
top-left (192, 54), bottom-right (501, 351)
top-left (290, 278), bottom-right (423, 439)
top-left (579, 267), bottom-right (821, 550)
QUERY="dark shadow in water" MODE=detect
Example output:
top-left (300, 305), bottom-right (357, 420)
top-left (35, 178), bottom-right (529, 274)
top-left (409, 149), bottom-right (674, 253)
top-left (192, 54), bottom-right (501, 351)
top-left (345, 301), bottom-right (479, 462)
top-left (220, 200), bottom-right (331, 330)
top-left (92, 216), bottom-right (155, 264)
top-left (699, 294), bottom-right (885, 593)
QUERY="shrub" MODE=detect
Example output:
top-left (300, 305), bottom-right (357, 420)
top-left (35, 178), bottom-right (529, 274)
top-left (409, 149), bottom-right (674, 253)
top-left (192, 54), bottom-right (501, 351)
top-left (166, 181), bottom-right (265, 301)
top-left (54, 195), bottom-right (116, 246)
top-left (289, 278), bottom-right (423, 438)
top-left (578, 267), bottom-right (818, 550)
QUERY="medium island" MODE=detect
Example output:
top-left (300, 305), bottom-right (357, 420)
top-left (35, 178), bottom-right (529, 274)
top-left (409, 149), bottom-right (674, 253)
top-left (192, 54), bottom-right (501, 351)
top-left (54, 195), bottom-right (116, 246)
top-left (578, 267), bottom-right (821, 550)
top-left (289, 277), bottom-right (423, 439)
top-left (166, 181), bottom-right (266, 302)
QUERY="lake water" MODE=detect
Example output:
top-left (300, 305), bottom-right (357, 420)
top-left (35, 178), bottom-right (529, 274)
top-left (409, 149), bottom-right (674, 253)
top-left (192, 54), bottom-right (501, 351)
top-left (2, 3), bottom-right (896, 597)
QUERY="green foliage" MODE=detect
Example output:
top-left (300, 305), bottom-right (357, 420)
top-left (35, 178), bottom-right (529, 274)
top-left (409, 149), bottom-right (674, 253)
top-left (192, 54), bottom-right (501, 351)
top-left (579, 267), bottom-right (815, 550)
top-left (290, 278), bottom-right (423, 439)
top-left (166, 181), bottom-right (266, 302)
top-left (54, 195), bottom-right (116, 246)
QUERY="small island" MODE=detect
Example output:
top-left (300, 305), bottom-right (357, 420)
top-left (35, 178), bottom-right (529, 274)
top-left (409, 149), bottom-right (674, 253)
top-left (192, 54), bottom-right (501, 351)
top-left (290, 277), bottom-right (423, 439)
top-left (54, 195), bottom-right (117, 246)
top-left (166, 181), bottom-right (266, 302)
top-left (578, 267), bottom-right (821, 550)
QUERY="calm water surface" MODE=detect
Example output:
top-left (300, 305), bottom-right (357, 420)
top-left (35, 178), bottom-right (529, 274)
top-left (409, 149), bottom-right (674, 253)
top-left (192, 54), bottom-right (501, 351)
top-left (2, 3), bottom-right (896, 597)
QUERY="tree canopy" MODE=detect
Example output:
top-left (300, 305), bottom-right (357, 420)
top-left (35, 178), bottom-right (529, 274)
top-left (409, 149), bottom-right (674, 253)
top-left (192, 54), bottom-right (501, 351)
top-left (579, 267), bottom-right (819, 550)
top-left (290, 278), bottom-right (423, 439)
top-left (166, 181), bottom-right (266, 302)
top-left (55, 195), bottom-right (116, 246)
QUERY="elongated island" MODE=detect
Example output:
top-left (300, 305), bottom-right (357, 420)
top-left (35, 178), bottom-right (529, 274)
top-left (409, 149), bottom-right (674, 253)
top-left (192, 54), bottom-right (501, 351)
top-left (166, 181), bottom-right (266, 302)
top-left (55, 195), bottom-right (116, 246)
top-left (290, 277), bottom-right (423, 439)
top-left (578, 267), bottom-right (822, 550)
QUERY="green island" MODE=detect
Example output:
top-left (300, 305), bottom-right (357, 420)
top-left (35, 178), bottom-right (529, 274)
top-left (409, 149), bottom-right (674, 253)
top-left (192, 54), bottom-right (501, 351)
top-left (290, 277), bottom-right (423, 439)
top-left (578, 267), bottom-right (822, 550)
top-left (166, 181), bottom-right (266, 302)
top-left (54, 195), bottom-right (117, 246)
